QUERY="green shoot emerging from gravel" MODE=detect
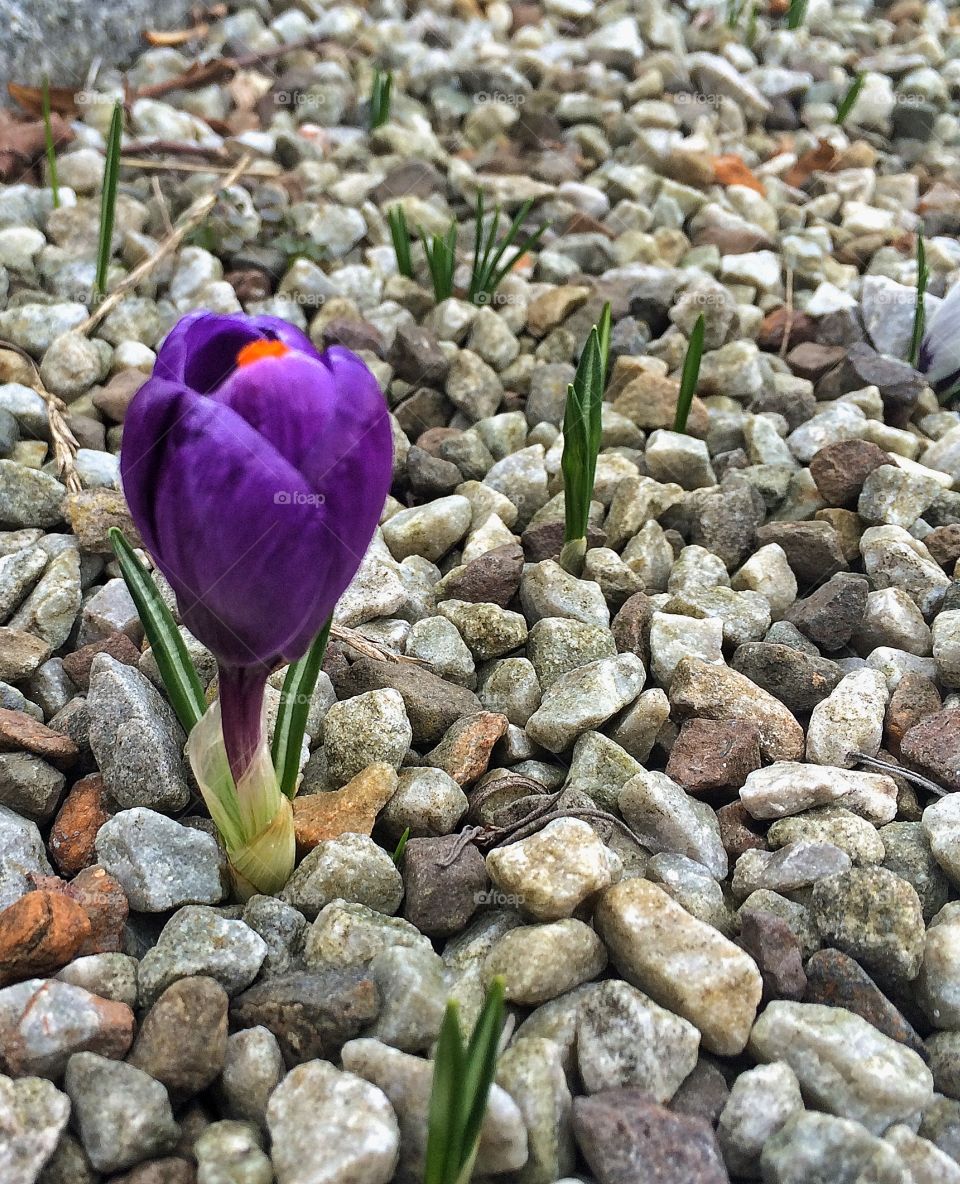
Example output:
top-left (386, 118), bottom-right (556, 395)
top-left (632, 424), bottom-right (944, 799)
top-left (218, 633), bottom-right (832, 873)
top-left (272, 619), bottom-right (332, 799)
top-left (41, 78), bottom-right (60, 209)
top-left (910, 235), bottom-right (928, 368)
top-left (425, 978), bottom-right (506, 1184)
top-left (95, 101), bottom-right (123, 301)
top-left (560, 303), bottom-right (612, 575)
top-left (786, 0), bottom-right (807, 28)
top-left (725, 0), bottom-right (744, 29)
top-left (388, 205), bottom-right (414, 278)
top-left (835, 72), bottom-right (865, 125)
top-left (468, 193), bottom-right (547, 307)
top-left (369, 68), bottom-right (393, 130)
top-left (391, 827), bottom-right (410, 864)
top-left (674, 314), bottom-right (706, 435)
top-left (422, 222), bottom-right (458, 303)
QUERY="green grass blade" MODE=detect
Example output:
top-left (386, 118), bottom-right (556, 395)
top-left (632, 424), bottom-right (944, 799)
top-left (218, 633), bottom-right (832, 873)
top-left (41, 78), bottom-right (60, 210)
top-left (835, 72), bottom-right (865, 125)
top-left (271, 618), bottom-right (332, 799)
top-left (487, 219), bottom-right (548, 297)
top-left (425, 1002), bottom-right (466, 1184)
top-left (673, 314), bottom-right (706, 434)
top-left (451, 977), bottom-right (506, 1181)
top-left (108, 528), bottom-right (206, 733)
top-left (95, 101), bottom-right (123, 301)
top-left (909, 235), bottom-right (927, 369)
top-left (746, 1), bottom-right (759, 47)
top-left (388, 206), bottom-right (413, 278)
top-left (786, 0), bottom-right (807, 28)
top-left (370, 68), bottom-right (393, 130)
top-left (561, 303), bottom-right (610, 553)
top-left (391, 827), bottom-right (410, 864)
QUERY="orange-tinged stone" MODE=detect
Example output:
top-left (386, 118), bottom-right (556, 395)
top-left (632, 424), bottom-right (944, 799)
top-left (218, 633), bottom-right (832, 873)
top-left (424, 711), bottom-right (509, 788)
top-left (712, 155), bottom-right (766, 196)
top-left (783, 139), bottom-right (838, 188)
top-left (0, 891), bottom-right (92, 986)
top-left (293, 762), bottom-right (398, 855)
top-left (30, 866), bottom-right (129, 955)
top-left (49, 773), bottom-right (111, 876)
top-left (0, 707), bottom-right (79, 769)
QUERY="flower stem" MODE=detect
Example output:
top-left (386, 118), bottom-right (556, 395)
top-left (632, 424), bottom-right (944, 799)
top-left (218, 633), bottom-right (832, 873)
top-left (217, 664), bottom-right (269, 782)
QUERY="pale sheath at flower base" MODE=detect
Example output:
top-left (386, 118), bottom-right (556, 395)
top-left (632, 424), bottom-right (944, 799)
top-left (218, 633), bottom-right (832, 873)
top-left (120, 311), bottom-right (393, 895)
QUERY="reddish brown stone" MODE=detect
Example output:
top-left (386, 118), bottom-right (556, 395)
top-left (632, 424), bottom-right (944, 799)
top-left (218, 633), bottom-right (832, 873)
top-left (424, 712), bottom-right (509, 788)
top-left (885, 674), bottom-right (942, 757)
top-left (402, 835), bottom-right (489, 939)
top-left (439, 543), bottom-right (524, 608)
top-left (521, 519), bottom-right (607, 563)
top-left (91, 369), bottom-right (147, 423)
top-left (61, 631), bottom-right (142, 692)
top-left (756, 307), bottom-right (816, 353)
top-left (925, 525), bottom-right (960, 569)
top-left (611, 592), bottom-right (654, 666)
top-left (32, 866), bottom-right (129, 955)
top-left (739, 910), bottom-right (806, 1004)
top-left (901, 709), bottom-right (960, 792)
top-left (809, 440), bottom-right (890, 508)
top-left (49, 773), bottom-right (111, 875)
top-left (804, 948), bottom-right (924, 1054)
top-left (717, 801), bottom-right (767, 859)
top-left (755, 521), bottom-right (848, 590)
top-left (224, 268), bottom-right (272, 303)
top-left (0, 891), bottom-right (92, 986)
top-left (0, 707), bottom-right (79, 769)
top-left (665, 718), bottom-right (761, 795)
top-left (785, 341), bottom-right (847, 382)
top-left (293, 763), bottom-right (398, 855)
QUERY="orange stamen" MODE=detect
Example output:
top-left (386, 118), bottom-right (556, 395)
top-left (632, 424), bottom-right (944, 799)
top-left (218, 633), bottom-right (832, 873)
top-left (236, 339), bottom-right (291, 367)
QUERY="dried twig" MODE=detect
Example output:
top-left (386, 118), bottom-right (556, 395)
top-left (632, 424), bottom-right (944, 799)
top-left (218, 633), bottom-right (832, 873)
top-left (77, 151), bottom-right (253, 336)
top-left (854, 752), bottom-right (947, 797)
top-left (122, 155), bottom-right (280, 177)
top-left (133, 36), bottom-right (334, 100)
top-left (329, 623), bottom-right (423, 665)
top-left (0, 340), bottom-right (81, 494)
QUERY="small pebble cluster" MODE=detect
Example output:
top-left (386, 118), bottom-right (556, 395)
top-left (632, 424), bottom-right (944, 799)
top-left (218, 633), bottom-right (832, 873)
top-left (3, 0), bottom-right (960, 1181)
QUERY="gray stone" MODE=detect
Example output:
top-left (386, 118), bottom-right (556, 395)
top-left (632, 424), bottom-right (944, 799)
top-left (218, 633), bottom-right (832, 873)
top-left (8, 547), bottom-right (80, 650)
top-left (266, 1060), bottom-right (400, 1184)
top-left (95, 808), bottom-right (224, 912)
top-left (304, 900), bottom-right (432, 970)
top-left (87, 655), bottom-right (189, 812)
top-left (218, 1027), bottom-right (285, 1128)
top-left (0, 546), bottom-right (46, 621)
top-left (194, 1121), bottom-right (273, 1184)
top-left (322, 689), bottom-right (412, 787)
top-left (748, 1002), bottom-right (934, 1135)
top-left (759, 1112), bottom-right (883, 1184)
top-left (0, 463), bottom-right (65, 529)
top-left (0, 1073), bottom-right (70, 1184)
top-left (0, 754), bottom-right (64, 823)
top-left (282, 833), bottom-right (404, 921)
top-left (717, 1061), bottom-right (804, 1178)
top-left (576, 979), bottom-right (699, 1101)
top-left (619, 769), bottom-right (728, 879)
top-left (0, 804), bottom-right (52, 910)
top-left (137, 906), bottom-right (267, 1007)
top-left (524, 653), bottom-right (645, 752)
top-left (365, 946), bottom-right (448, 1054)
top-left (63, 1052), bottom-right (178, 1174)
top-left (495, 1037), bottom-right (574, 1184)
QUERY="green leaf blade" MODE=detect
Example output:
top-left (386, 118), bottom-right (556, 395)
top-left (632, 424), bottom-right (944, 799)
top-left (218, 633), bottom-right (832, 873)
top-left (674, 314), bottom-right (706, 434)
top-left (95, 101), bottom-right (123, 301)
top-left (271, 618), bottom-right (332, 799)
top-left (108, 528), bottom-right (206, 734)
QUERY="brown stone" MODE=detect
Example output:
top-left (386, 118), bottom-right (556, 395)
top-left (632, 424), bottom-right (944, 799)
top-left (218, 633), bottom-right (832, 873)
top-left (526, 285), bottom-right (591, 337)
top-left (128, 977), bottom-right (229, 1101)
top-left (224, 268), bottom-right (272, 304)
top-left (755, 521), bottom-right (848, 591)
top-left (293, 762), bottom-right (398, 855)
top-left (885, 674), bottom-right (942, 757)
top-left (785, 341), bottom-right (847, 381)
top-left (712, 154), bottom-right (765, 195)
top-left (438, 543), bottom-right (524, 607)
top-left (716, 801), bottom-right (767, 859)
top-left (402, 835), bottom-right (489, 939)
top-left (756, 307), bottom-right (816, 353)
top-left (613, 371), bottom-right (709, 438)
top-left (809, 440), bottom-right (890, 508)
top-left (738, 910), bottom-right (806, 1004)
top-left (611, 592), bottom-right (654, 666)
top-left (110, 1160), bottom-right (197, 1184)
top-left (33, 866), bottom-right (129, 956)
top-left (91, 369), bottom-right (147, 422)
top-left (573, 1090), bottom-right (729, 1184)
top-left (61, 632), bottom-right (142, 692)
top-left (0, 626), bottom-right (51, 682)
top-left (521, 519), bottom-right (607, 563)
top-left (0, 707), bottom-right (79, 769)
top-left (414, 426), bottom-right (460, 456)
top-left (665, 718), bottom-right (761, 795)
top-left (49, 773), bottom-right (112, 876)
top-left (901, 709), bottom-right (960, 792)
top-left (424, 712), bottom-right (509, 788)
top-left (0, 891), bottom-right (91, 986)
top-left (783, 573), bottom-right (869, 651)
top-left (65, 488), bottom-right (142, 554)
top-left (925, 525), bottom-right (960, 569)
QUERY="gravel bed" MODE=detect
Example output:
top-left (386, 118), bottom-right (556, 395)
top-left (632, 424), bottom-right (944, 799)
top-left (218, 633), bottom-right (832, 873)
top-left (2, 0), bottom-right (960, 1180)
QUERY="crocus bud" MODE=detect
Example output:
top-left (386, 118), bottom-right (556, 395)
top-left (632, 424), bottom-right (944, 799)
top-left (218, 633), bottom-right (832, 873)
top-left (120, 311), bottom-right (393, 893)
top-left (919, 282), bottom-right (960, 404)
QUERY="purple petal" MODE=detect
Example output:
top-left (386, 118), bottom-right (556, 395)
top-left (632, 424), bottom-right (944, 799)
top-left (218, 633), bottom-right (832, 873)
top-left (120, 376), bottom-right (346, 669)
top-left (155, 311), bottom-right (319, 394)
top-left (920, 282), bottom-right (960, 402)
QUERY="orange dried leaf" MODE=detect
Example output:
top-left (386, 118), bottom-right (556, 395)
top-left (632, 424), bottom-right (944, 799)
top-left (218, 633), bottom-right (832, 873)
top-left (144, 23), bottom-right (210, 46)
top-left (713, 154), bottom-right (766, 196)
top-left (7, 82), bottom-right (79, 118)
top-left (783, 139), bottom-right (838, 188)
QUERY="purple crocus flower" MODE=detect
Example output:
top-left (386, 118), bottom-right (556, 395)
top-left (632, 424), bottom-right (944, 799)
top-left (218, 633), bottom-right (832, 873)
top-left (120, 311), bottom-right (393, 780)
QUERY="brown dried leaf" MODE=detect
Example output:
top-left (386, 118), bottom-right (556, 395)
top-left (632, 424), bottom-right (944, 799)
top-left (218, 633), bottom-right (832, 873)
top-left (144, 23), bottom-right (210, 46)
top-left (0, 111), bottom-right (75, 182)
top-left (7, 81), bottom-right (79, 118)
top-left (783, 139), bottom-right (838, 188)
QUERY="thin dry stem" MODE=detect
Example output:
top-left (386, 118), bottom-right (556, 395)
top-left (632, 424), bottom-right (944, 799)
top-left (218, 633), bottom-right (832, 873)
top-left (329, 623), bottom-right (423, 665)
top-left (77, 151), bottom-right (254, 336)
top-left (0, 340), bottom-right (82, 494)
